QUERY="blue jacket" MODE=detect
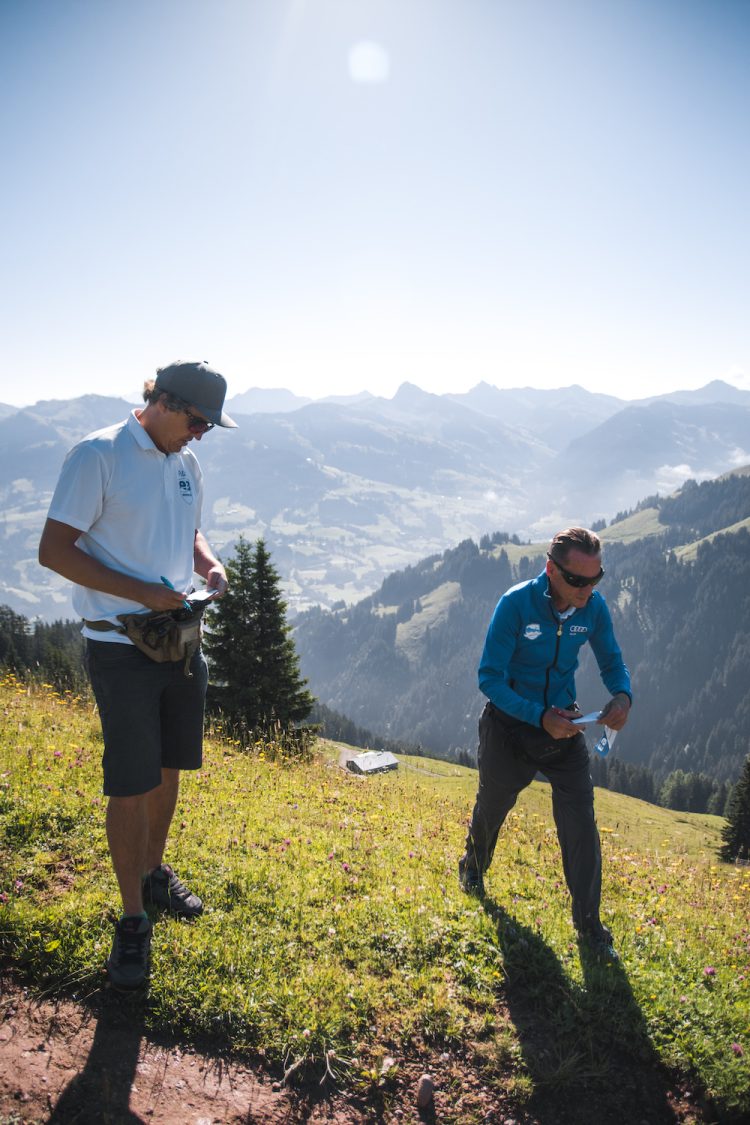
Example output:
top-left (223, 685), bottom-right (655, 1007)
top-left (478, 570), bottom-right (631, 728)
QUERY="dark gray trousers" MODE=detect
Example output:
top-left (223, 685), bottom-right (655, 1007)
top-left (463, 702), bottom-right (602, 930)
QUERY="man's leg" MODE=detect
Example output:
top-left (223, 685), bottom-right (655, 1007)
top-left (544, 737), bottom-right (603, 930)
top-left (140, 653), bottom-right (206, 918)
top-left (145, 767), bottom-right (180, 872)
top-left (105, 791), bottom-right (154, 989)
top-left (87, 641), bottom-right (166, 916)
top-left (106, 793), bottom-right (150, 915)
top-left (461, 704), bottom-right (536, 887)
top-left (141, 765), bottom-right (202, 918)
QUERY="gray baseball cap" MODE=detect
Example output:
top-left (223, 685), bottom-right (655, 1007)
top-left (154, 360), bottom-right (238, 428)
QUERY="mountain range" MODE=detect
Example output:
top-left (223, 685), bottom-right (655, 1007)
top-left (1, 378), bottom-right (749, 622)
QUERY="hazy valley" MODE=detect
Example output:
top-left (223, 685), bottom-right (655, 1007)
top-left (2, 378), bottom-right (749, 623)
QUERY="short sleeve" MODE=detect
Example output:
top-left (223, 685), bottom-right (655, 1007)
top-left (46, 441), bottom-right (111, 533)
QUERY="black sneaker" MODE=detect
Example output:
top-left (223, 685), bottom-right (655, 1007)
top-left (458, 855), bottom-right (485, 896)
top-left (107, 915), bottom-right (152, 990)
top-left (578, 922), bottom-right (618, 961)
top-left (142, 863), bottom-right (203, 918)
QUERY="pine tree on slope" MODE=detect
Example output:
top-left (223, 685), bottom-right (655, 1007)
top-left (719, 755), bottom-right (750, 863)
top-left (250, 538), bottom-right (314, 729)
top-left (203, 536), bottom-right (314, 737)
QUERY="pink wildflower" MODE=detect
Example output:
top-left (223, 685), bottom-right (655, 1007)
top-left (731, 1043), bottom-right (743, 1057)
top-left (703, 966), bottom-right (716, 977)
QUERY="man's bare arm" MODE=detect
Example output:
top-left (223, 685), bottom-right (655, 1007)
top-left (193, 530), bottom-right (228, 596)
top-left (38, 518), bottom-right (186, 612)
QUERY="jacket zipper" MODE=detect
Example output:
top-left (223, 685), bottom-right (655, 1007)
top-left (543, 613), bottom-right (563, 708)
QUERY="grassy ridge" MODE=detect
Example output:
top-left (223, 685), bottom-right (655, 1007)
top-left (1, 674), bottom-right (749, 1121)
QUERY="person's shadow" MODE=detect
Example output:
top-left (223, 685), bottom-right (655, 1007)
top-left (481, 897), bottom-right (686, 1124)
top-left (47, 989), bottom-right (146, 1124)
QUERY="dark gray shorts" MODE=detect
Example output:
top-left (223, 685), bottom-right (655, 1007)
top-left (85, 639), bottom-right (208, 798)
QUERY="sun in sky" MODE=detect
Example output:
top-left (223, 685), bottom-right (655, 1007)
top-left (348, 39), bottom-right (390, 84)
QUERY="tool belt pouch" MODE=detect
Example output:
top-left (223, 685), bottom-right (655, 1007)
top-left (491, 705), bottom-right (566, 767)
top-left (115, 608), bottom-right (204, 676)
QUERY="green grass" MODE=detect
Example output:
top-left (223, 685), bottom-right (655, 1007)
top-left (600, 506), bottom-right (665, 543)
top-left (395, 580), bottom-right (462, 660)
top-left (674, 516), bottom-right (750, 562)
top-left (1, 673), bottom-right (749, 1121)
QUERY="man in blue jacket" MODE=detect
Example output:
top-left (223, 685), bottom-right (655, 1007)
top-left (459, 527), bottom-right (631, 957)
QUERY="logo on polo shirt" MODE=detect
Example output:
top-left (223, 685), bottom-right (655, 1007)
top-left (177, 469), bottom-right (193, 505)
top-left (524, 623), bottom-right (541, 640)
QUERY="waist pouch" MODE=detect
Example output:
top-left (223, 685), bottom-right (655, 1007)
top-left (85, 606), bottom-right (206, 676)
top-left (490, 704), bottom-right (570, 767)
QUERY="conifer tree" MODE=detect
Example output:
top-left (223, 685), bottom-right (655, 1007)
top-left (720, 756), bottom-right (750, 863)
top-left (203, 536), bottom-right (314, 737)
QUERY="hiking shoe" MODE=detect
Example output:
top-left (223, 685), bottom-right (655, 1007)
top-left (142, 864), bottom-right (203, 918)
top-left (578, 922), bottom-right (618, 961)
top-left (107, 915), bottom-right (152, 990)
top-left (458, 856), bottom-right (485, 897)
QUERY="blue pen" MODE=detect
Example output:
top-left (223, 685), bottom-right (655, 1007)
top-left (160, 576), bottom-right (192, 611)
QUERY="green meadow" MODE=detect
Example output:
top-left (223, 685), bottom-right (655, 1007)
top-left (1, 673), bottom-right (748, 1122)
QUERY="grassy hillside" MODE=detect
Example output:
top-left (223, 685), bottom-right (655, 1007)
top-left (674, 517), bottom-right (750, 562)
top-left (1, 675), bottom-right (749, 1122)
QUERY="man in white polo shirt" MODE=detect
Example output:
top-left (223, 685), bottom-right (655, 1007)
top-left (39, 360), bottom-right (237, 989)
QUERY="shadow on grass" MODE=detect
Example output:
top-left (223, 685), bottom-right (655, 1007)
top-left (481, 896), bottom-right (692, 1125)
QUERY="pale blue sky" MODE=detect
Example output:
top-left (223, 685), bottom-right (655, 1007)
top-left (2, 0), bottom-right (749, 406)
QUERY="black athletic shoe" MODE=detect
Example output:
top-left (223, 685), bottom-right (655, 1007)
top-left (458, 856), bottom-right (485, 896)
top-left (142, 863), bottom-right (203, 918)
top-left (107, 915), bottom-right (152, 990)
top-left (578, 922), bottom-right (618, 961)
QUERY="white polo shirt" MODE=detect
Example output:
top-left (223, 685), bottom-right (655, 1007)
top-left (47, 410), bottom-right (203, 641)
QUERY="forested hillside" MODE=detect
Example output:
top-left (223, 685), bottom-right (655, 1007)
top-left (0, 606), bottom-right (85, 692)
top-left (295, 471), bottom-right (750, 786)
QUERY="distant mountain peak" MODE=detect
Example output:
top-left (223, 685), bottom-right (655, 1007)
top-left (392, 381), bottom-right (436, 402)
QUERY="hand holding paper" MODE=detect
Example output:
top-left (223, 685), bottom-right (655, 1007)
top-left (187, 589), bottom-right (219, 606)
top-left (571, 711), bottom-right (603, 725)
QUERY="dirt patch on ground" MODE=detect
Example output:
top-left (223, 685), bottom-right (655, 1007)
top-left (0, 975), bottom-right (525, 1125)
top-left (0, 974), bottom-right (713, 1124)
top-left (0, 977), bottom-right (368, 1125)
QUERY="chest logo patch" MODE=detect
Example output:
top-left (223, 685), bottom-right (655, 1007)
top-left (524, 623), bottom-right (541, 640)
top-left (177, 471), bottom-right (193, 505)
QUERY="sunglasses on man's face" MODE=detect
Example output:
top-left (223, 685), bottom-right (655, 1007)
top-left (547, 553), bottom-right (604, 588)
top-left (183, 409), bottom-right (214, 434)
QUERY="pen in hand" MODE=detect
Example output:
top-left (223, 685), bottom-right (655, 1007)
top-left (160, 576), bottom-right (192, 611)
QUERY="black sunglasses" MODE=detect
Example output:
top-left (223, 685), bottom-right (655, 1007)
top-left (547, 552), bottom-right (604, 588)
top-left (183, 409), bottom-right (214, 434)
